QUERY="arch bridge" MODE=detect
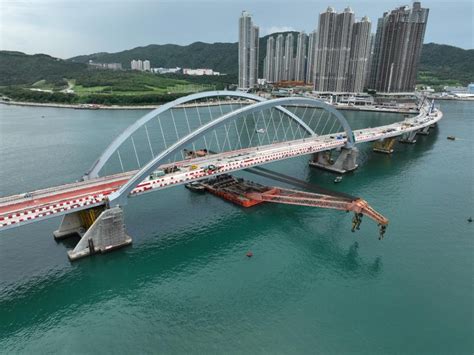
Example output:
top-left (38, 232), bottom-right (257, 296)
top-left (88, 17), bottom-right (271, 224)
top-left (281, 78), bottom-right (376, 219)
top-left (0, 91), bottom-right (443, 261)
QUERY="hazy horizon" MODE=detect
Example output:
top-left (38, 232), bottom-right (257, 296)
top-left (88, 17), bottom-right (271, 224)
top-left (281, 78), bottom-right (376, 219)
top-left (0, 0), bottom-right (472, 59)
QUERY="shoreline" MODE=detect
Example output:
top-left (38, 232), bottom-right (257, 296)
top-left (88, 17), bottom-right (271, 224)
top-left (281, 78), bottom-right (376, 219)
top-left (0, 99), bottom-right (421, 114)
top-left (0, 100), bottom-right (161, 110)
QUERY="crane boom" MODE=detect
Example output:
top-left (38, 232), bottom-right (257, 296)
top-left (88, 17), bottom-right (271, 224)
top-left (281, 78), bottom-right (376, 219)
top-left (247, 187), bottom-right (389, 238)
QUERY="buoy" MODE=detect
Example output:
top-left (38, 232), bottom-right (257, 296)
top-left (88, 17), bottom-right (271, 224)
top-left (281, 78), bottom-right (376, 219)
top-left (468, 217), bottom-right (473, 223)
top-left (246, 251), bottom-right (253, 258)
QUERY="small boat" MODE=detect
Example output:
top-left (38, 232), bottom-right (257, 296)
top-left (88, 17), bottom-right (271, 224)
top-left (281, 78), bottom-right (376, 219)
top-left (185, 181), bottom-right (206, 192)
top-left (447, 136), bottom-right (456, 140)
top-left (256, 128), bottom-right (265, 134)
top-left (334, 176), bottom-right (343, 183)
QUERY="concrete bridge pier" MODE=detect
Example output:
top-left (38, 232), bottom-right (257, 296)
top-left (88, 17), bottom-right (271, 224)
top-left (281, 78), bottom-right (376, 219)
top-left (373, 138), bottom-right (396, 154)
top-left (417, 126), bottom-right (430, 136)
top-left (399, 130), bottom-right (418, 144)
top-left (309, 147), bottom-right (359, 174)
top-left (54, 206), bottom-right (132, 261)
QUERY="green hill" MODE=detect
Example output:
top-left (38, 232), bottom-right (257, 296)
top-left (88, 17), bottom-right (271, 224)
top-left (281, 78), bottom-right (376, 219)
top-left (0, 51), bottom-right (219, 105)
top-left (70, 41), bottom-right (239, 75)
top-left (417, 43), bottom-right (474, 88)
top-left (0, 51), bottom-right (87, 86)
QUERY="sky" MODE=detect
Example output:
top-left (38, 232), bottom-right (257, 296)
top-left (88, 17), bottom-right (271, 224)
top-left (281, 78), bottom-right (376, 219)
top-left (0, 0), bottom-right (472, 59)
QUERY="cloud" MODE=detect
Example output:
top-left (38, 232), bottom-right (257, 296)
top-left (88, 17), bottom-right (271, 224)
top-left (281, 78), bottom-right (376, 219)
top-left (264, 26), bottom-right (297, 35)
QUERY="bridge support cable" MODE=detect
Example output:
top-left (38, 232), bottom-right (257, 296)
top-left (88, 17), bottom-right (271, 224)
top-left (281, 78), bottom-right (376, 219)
top-left (194, 101), bottom-right (210, 153)
top-left (182, 104), bottom-right (197, 154)
top-left (117, 150), bottom-right (125, 173)
top-left (131, 136), bottom-right (141, 169)
top-left (169, 108), bottom-right (181, 142)
top-left (269, 106), bottom-right (281, 143)
top-left (326, 116), bottom-right (339, 136)
top-left (295, 105), bottom-right (309, 139)
top-left (320, 113), bottom-right (332, 135)
top-left (313, 109), bottom-right (326, 133)
top-left (144, 124), bottom-right (155, 159)
top-left (157, 115), bottom-right (168, 149)
top-left (306, 107), bottom-right (319, 131)
top-left (285, 109), bottom-right (294, 140)
top-left (273, 110), bottom-right (285, 142)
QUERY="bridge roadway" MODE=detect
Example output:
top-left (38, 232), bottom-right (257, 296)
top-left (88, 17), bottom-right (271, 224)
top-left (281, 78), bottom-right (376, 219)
top-left (0, 106), bottom-right (442, 231)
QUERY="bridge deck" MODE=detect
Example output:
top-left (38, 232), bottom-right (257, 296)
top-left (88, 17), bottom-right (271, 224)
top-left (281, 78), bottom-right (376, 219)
top-left (0, 107), bottom-right (442, 231)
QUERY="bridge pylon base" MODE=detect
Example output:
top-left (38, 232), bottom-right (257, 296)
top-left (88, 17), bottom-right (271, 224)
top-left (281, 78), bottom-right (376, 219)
top-left (64, 207), bottom-right (132, 261)
top-left (373, 138), bottom-right (396, 154)
top-left (53, 212), bottom-right (86, 240)
top-left (416, 126), bottom-right (430, 136)
top-left (309, 147), bottom-right (358, 174)
top-left (53, 206), bottom-right (104, 240)
top-left (399, 130), bottom-right (418, 144)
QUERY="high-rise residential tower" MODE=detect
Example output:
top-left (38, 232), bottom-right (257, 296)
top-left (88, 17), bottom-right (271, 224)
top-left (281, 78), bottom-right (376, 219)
top-left (143, 60), bottom-right (151, 71)
top-left (283, 33), bottom-right (295, 81)
top-left (295, 32), bottom-right (307, 82)
top-left (369, 2), bottom-right (429, 92)
top-left (274, 34), bottom-right (285, 82)
top-left (367, 18), bottom-right (384, 90)
top-left (306, 31), bottom-right (318, 84)
top-left (238, 11), bottom-right (259, 89)
top-left (263, 36), bottom-right (275, 82)
top-left (314, 6), bottom-right (355, 92)
top-left (346, 16), bottom-right (372, 92)
top-left (364, 33), bottom-right (376, 89)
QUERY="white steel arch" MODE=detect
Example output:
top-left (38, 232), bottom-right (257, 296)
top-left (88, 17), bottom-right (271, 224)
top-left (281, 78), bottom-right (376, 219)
top-left (83, 91), bottom-right (316, 180)
top-left (107, 96), bottom-right (355, 207)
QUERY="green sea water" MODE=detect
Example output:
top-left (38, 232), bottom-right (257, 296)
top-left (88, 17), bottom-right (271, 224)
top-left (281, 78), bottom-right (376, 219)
top-left (0, 101), bottom-right (472, 354)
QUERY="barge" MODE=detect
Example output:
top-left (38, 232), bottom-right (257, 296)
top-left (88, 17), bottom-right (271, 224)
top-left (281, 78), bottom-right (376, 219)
top-left (200, 174), bottom-right (278, 207)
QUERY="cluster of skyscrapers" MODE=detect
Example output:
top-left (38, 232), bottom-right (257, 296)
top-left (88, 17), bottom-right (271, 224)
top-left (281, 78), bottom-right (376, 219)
top-left (238, 2), bottom-right (429, 93)
top-left (368, 2), bottom-right (429, 92)
top-left (263, 32), bottom-right (309, 83)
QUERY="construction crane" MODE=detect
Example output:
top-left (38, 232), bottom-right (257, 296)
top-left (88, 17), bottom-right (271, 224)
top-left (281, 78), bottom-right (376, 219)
top-left (244, 166), bottom-right (389, 239)
top-left (247, 188), bottom-right (388, 239)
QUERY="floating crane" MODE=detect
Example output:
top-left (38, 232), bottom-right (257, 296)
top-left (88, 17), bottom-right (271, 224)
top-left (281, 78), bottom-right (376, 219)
top-left (246, 187), bottom-right (388, 239)
top-left (198, 166), bottom-right (389, 239)
top-left (244, 166), bottom-right (389, 238)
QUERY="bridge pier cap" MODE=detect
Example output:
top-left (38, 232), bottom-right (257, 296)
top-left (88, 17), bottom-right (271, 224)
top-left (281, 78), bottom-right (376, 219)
top-left (83, 91), bottom-right (354, 207)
